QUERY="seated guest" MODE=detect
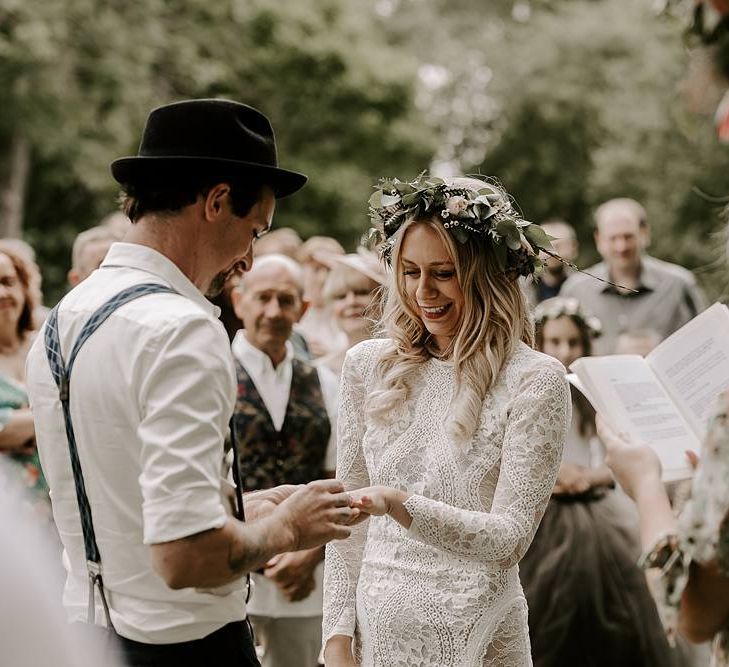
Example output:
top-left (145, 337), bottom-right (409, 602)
top-left (230, 254), bottom-right (338, 667)
top-left (295, 236), bottom-right (347, 357)
top-left (317, 250), bottom-right (387, 376)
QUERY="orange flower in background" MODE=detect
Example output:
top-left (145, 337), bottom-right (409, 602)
top-left (717, 91), bottom-right (729, 142)
top-left (710, 0), bottom-right (729, 15)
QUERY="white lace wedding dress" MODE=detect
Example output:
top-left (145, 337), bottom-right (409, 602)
top-left (323, 339), bottom-right (570, 666)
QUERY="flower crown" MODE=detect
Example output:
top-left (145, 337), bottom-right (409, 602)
top-left (534, 297), bottom-right (602, 339)
top-left (367, 173), bottom-right (553, 278)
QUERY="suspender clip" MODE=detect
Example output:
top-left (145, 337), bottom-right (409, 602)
top-left (86, 560), bottom-right (101, 625)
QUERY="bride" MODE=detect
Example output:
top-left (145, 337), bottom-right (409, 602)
top-left (322, 174), bottom-right (571, 666)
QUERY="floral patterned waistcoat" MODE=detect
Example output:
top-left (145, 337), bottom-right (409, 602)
top-left (233, 358), bottom-right (331, 491)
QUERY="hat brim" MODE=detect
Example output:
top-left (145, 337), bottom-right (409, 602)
top-left (110, 156), bottom-right (307, 198)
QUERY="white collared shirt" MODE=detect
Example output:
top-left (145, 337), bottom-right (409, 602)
top-left (231, 330), bottom-right (339, 618)
top-left (26, 242), bottom-right (243, 644)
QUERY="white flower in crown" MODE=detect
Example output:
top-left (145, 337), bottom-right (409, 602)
top-left (446, 195), bottom-right (469, 216)
top-left (586, 316), bottom-right (603, 336)
top-left (563, 297), bottom-right (581, 315)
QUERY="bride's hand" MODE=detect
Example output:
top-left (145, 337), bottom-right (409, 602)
top-left (324, 636), bottom-right (359, 666)
top-left (349, 486), bottom-right (391, 516)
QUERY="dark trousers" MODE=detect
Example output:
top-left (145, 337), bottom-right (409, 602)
top-left (85, 620), bottom-right (260, 667)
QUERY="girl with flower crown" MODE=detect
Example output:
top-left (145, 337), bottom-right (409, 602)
top-left (519, 296), bottom-right (675, 667)
top-left (322, 176), bottom-right (570, 666)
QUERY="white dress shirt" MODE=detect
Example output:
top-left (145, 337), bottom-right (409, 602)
top-left (231, 331), bottom-right (338, 617)
top-left (26, 243), bottom-right (244, 644)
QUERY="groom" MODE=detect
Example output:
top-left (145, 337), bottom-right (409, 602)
top-left (25, 99), bottom-right (358, 666)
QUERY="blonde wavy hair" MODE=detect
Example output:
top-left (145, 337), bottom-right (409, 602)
top-left (367, 180), bottom-right (534, 442)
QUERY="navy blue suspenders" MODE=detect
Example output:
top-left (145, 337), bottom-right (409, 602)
top-left (44, 283), bottom-right (249, 627)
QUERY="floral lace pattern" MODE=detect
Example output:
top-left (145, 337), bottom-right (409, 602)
top-left (323, 339), bottom-right (570, 666)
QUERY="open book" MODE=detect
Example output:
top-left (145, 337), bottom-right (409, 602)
top-left (568, 303), bottom-right (729, 482)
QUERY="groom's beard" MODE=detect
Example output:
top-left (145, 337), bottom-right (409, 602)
top-left (206, 261), bottom-right (246, 298)
top-left (206, 271), bottom-right (228, 298)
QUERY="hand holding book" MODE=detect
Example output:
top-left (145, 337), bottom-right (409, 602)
top-left (569, 303), bottom-right (729, 481)
top-left (595, 415), bottom-right (666, 499)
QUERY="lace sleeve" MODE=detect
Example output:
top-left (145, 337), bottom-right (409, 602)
top-left (404, 363), bottom-right (570, 567)
top-left (322, 348), bottom-right (371, 642)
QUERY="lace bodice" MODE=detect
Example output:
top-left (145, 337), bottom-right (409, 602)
top-left (323, 339), bottom-right (570, 666)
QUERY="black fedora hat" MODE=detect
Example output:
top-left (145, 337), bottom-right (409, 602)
top-left (110, 99), bottom-right (307, 198)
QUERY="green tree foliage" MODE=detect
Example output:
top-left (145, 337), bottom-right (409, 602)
top-left (1, 0), bottom-right (434, 302)
top-left (3, 0), bottom-right (729, 303)
top-left (473, 0), bottom-right (729, 288)
top-left (481, 98), bottom-right (600, 261)
top-left (384, 0), bottom-right (729, 295)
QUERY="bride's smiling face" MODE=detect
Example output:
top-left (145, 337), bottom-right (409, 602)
top-left (399, 222), bottom-right (464, 352)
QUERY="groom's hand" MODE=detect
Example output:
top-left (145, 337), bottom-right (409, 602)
top-left (244, 485), bottom-right (302, 520)
top-left (273, 479), bottom-right (360, 551)
top-left (264, 548), bottom-right (323, 601)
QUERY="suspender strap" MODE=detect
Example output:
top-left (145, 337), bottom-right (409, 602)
top-left (228, 417), bottom-right (246, 523)
top-left (228, 416), bottom-right (251, 604)
top-left (44, 283), bottom-right (178, 626)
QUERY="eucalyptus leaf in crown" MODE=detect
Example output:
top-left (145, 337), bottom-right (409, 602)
top-left (367, 172), bottom-right (554, 278)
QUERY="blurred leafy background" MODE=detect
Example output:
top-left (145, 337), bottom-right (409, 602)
top-left (1, 0), bottom-right (728, 302)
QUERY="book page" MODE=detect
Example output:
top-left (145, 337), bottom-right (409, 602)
top-left (570, 356), bottom-right (696, 481)
top-left (647, 303), bottom-right (729, 440)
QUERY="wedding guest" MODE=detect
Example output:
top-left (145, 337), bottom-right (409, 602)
top-left (253, 227), bottom-right (303, 259)
top-left (0, 238), bottom-right (48, 324)
top-left (68, 225), bottom-right (123, 287)
top-left (323, 175), bottom-right (570, 666)
top-left (230, 254), bottom-right (339, 667)
top-left (525, 220), bottom-right (579, 306)
top-left (597, 7), bottom-right (729, 662)
top-left (520, 296), bottom-right (674, 667)
top-left (560, 198), bottom-right (707, 353)
top-left (317, 250), bottom-right (387, 376)
top-left (0, 241), bottom-right (49, 517)
top-left (296, 236), bottom-right (347, 357)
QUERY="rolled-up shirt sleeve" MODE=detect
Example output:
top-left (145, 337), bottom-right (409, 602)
top-left (136, 316), bottom-right (236, 544)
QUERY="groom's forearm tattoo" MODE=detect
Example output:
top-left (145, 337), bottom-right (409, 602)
top-left (227, 528), bottom-right (272, 575)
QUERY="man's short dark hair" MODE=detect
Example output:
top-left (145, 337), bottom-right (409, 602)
top-left (121, 171), bottom-right (264, 222)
